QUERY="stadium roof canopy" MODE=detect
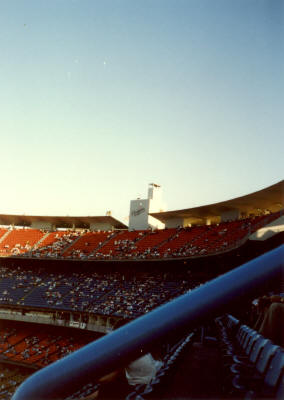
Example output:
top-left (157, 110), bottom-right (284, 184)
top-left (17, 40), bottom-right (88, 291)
top-left (0, 214), bottom-right (127, 230)
top-left (150, 180), bottom-right (284, 227)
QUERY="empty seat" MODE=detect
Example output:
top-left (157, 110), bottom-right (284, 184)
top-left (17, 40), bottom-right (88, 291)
top-left (249, 337), bottom-right (270, 364)
top-left (264, 348), bottom-right (284, 389)
top-left (255, 341), bottom-right (279, 376)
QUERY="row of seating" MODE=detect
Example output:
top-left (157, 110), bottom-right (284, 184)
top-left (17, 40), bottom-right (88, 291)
top-left (0, 229), bottom-right (46, 256)
top-left (64, 332), bottom-right (196, 400)
top-left (216, 314), bottom-right (284, 399)
top-left (0, 211), bottom-right (280, 260)
top-left (0, 326), bottom-right (93, 369)
top-left (0, 266), bottom-right (198, 318)
top-left (0, 366), bottom-right (29, 400)
top-left (64, 382), bottom-right (101, 400)
top-left (125, 332), bottom-right (195, 400)
top-left (0, 322), bottom-right (196, 400)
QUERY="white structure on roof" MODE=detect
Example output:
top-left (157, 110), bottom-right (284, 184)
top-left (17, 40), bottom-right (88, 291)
top-left (128, 184), bottom-right (166, 231)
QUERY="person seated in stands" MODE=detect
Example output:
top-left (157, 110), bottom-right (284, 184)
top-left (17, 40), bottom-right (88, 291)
top-left (253, 295), bottom-right (272, 331)
top-left (258, 295), bottom-right (284, 347)
top-left (253, 294), bottom-right (284, 347)
top-left (83, 319), bottom-right (162, 399)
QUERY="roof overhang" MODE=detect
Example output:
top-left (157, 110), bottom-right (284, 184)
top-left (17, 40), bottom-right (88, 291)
top-left (150, 180), bottom-right (284, 224)
top-left (0, 214), bottom-right (127, 230)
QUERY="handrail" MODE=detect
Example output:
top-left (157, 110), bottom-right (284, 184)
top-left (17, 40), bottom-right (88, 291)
top-left (12, 245), bottom-right (284, 400)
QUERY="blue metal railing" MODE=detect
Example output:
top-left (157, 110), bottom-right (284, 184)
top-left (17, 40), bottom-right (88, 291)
top-left (13, 245), bottom-right (284, 400)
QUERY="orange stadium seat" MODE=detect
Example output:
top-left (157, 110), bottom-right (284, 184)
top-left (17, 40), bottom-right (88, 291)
top-left (0, 211), bottom-right (281, 262)
top-left (63, 231), bottom-right (112, 259)
top-left (0, 228), bottom-right (45, 256)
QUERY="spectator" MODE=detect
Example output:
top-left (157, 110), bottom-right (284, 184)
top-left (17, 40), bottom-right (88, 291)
top-left (83, 319), bottom-right (162, 399)
top-left (259, 297), bottom-right (284, 347)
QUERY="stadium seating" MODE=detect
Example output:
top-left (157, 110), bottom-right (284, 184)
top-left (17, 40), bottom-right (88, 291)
top-left (0, 229), bottom-right (45, 257)
top-left (0, 209), bottom-right (282, 400)
top-left (216, 314), bottom-right (284, 399)
top-left (0, 366), bottom-right (29, 400)
top-left (0, 211), bottom-right (280, 261)
top-left (0, 228), bottom-right (8, 241)
top-left (0, 266), bottom-right (198, 318)
top-left (30, 230), bottom-right (81, 258)
top-left (0, 325), bottom-right (94, 370)
top-left (0, 274), bottom-right (283, 399)
top-left (124, 332), bottom-right (196, 400)
top-left (62, 231), bottom-right (114, 259)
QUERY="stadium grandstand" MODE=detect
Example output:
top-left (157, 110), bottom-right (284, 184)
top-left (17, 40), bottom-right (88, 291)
top-left (0, 181), bottom-right (282, 399)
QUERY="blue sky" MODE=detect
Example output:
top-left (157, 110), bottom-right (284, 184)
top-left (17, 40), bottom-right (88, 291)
top-left (0, 0), bottom-right (283, 223)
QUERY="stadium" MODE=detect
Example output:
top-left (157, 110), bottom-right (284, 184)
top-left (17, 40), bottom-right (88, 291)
top-left (0, 181), bottom-right (282, 400)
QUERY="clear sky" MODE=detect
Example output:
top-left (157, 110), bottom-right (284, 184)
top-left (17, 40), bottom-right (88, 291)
top-left (0, 0), bottom-right (283, 224)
